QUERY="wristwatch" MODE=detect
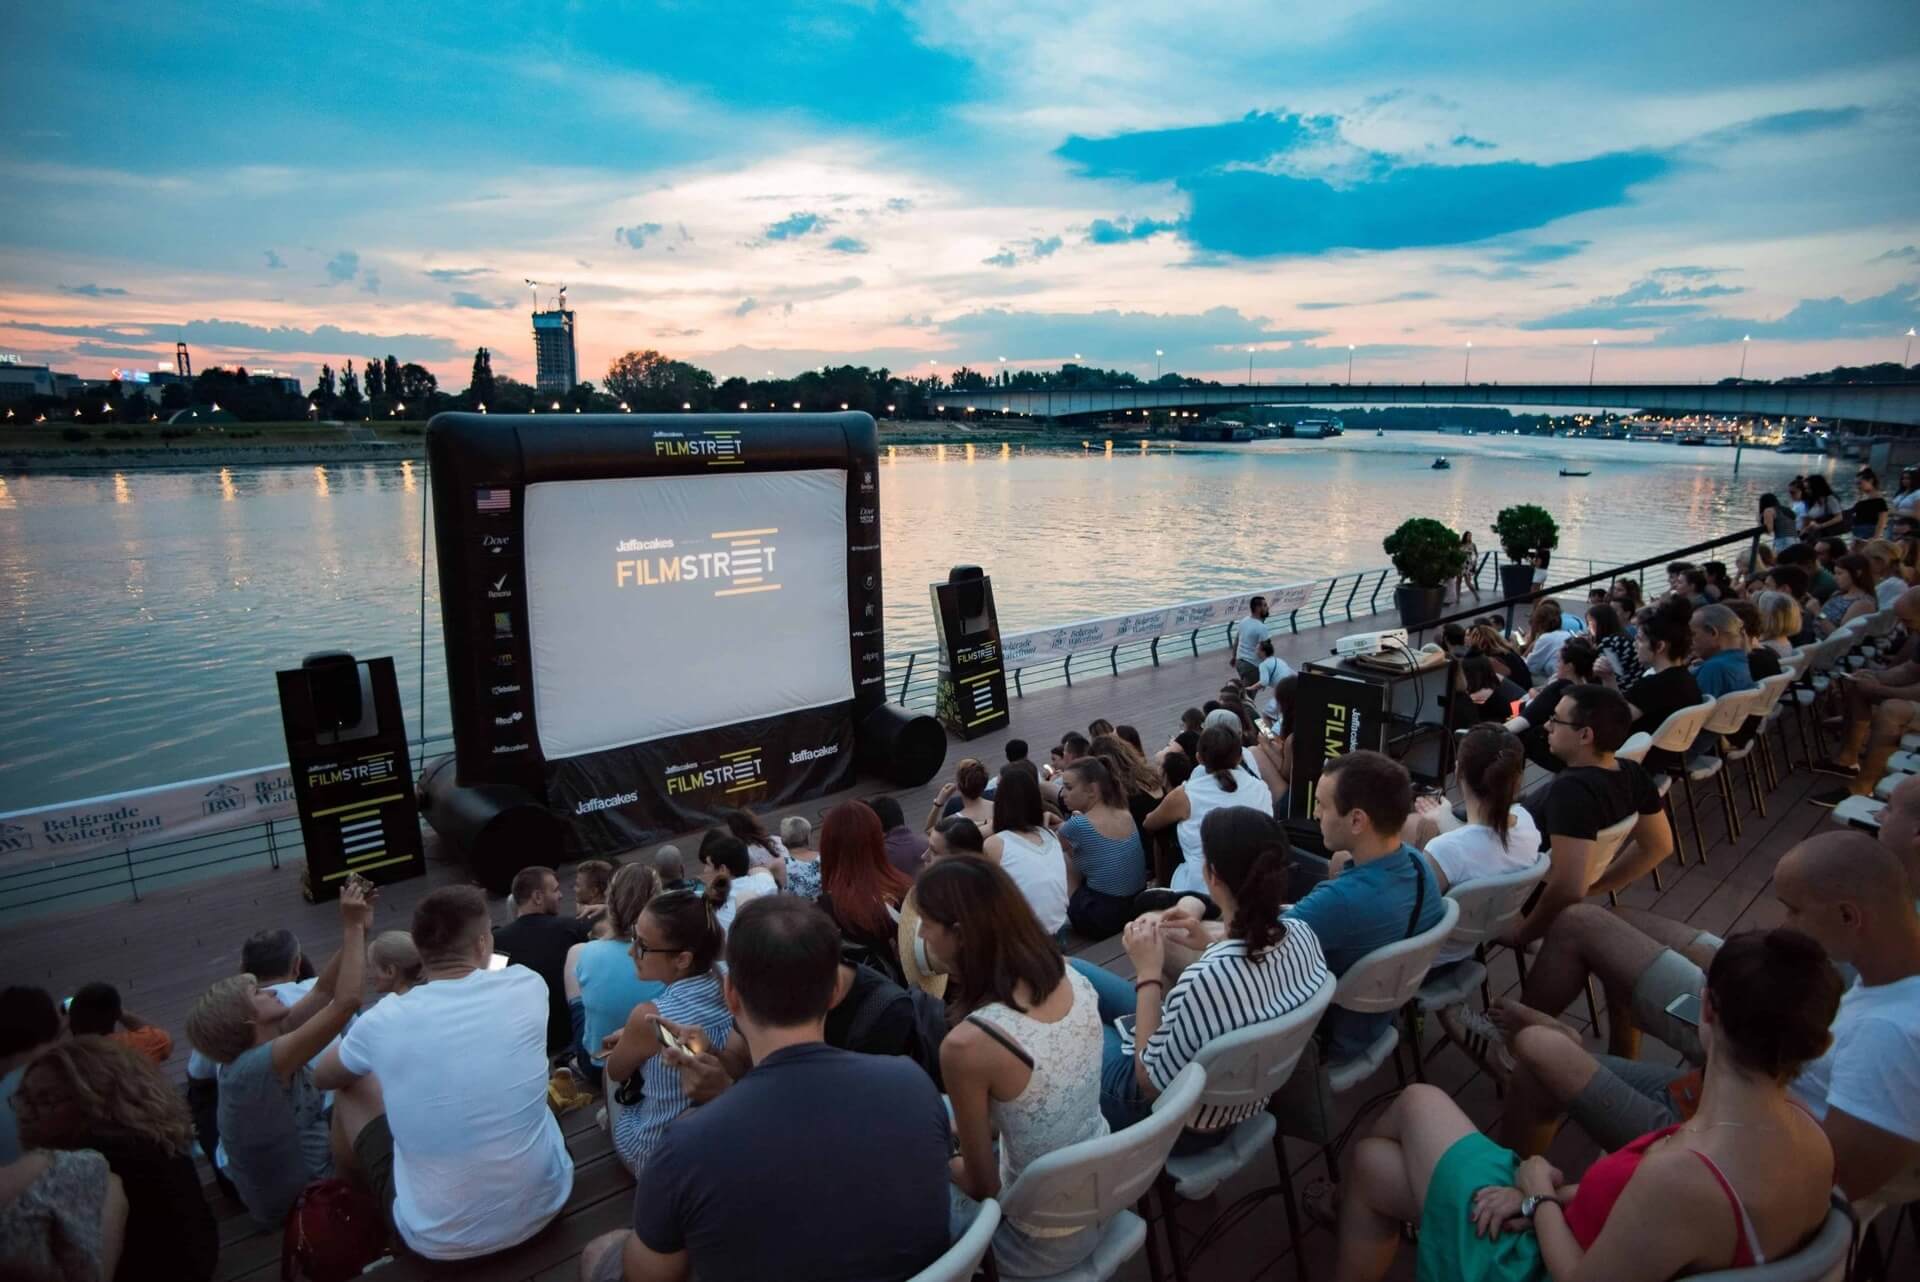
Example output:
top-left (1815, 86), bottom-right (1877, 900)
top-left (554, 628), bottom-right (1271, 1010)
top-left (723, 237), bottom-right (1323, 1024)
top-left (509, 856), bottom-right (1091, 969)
top-left (1519, 1194), bottom-right (1546, 1219)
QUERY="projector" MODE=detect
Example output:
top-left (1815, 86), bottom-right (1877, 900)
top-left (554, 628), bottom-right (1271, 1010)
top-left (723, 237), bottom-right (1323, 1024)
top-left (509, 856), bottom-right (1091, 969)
top-left (1332, 628), bottom-right (1409, 658)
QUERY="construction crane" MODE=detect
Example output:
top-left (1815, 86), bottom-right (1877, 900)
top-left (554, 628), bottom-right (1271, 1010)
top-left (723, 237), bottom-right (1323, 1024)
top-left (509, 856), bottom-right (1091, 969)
top-left (522, 279), bottom-right (567, 311)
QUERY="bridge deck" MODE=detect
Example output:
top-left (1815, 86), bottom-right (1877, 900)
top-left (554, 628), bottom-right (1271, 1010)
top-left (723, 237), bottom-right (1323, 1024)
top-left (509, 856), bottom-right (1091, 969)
top-left (1, 594), bottom-right (1906, 1281)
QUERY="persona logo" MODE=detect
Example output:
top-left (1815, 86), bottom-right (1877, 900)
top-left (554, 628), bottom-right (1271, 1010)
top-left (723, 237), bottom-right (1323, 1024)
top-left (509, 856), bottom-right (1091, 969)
top-left (664, 746), bottom-right (766, 798)
top-left (306, 755), bottom-right (397, 790)
top-left (574, 790), bottom-right (639, 816)
top-left (0, 822), bottom-right (31, 854)
top-left (788, 744), bottom-right (841, 765)
top-left (652, 429), bottom-right (743, 467)
top-left (615, 527), bottom-right (781, 599)
top-left (202, 783), bottom-right (247, 817)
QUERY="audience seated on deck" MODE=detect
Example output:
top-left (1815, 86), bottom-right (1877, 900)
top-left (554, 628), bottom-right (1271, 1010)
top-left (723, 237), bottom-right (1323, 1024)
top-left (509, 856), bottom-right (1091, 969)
top-left (981, 765), bottom-right (1071, 940)
top-left (1405, 726), bottom-right (1541, 946)
top-left (15, 1037), bottom-right (218, 1282)
top-left (649, 843), bottom-right (699, 896)
top-left (315, 885), bottom-right (572, 1261)
top-left (1586, 602), bottom-right (1644, 692)
top-left (184, 880), bottom-right (371, 1228)
top-left (602, 883), bottom-right (734, 1177)
top-left (915, 855), bottom-right (1109, 1278)
top-left (1455, 655), bottom-right (1527, 728)
top-left (65, 983), bottom-right (172, 1067)
top-left (1280, 749), bottom-right (1445, 1061)
top-left (1624, 600), bottom-right (1703, 774)
top-left (1508, 635), bottom-right (1597, 771)
top-left (1146, 723), bottom-right (1274, 896)
top-left (818, 799), bottom-right (915, 971)
top-left (0, 1144), bottom-right (129, 1282)
top-left (1056, 756), bottom-right (1150, 939)
top-left (494, 864), bottom-right (594, 1056)
top-left (1069, 808), bottom-right (1329, 1141)
top-left (573, 859), bottom-right (616, 933)
top-left (367, 929), bottom-right (425, 999)
top-left (1507, 685), bottom-right (1672, 952)
top-left (777, 815), bottom-right (824, 900)
top-left (867, 794), bottom-right (929, 878)
top-left (1522, 599), bottom-right (1574, 681)
top-left (1492, 833), bottom-right (1920, 1209)
top-left (717, 807), bottom-right (788, 869)
top-left (1863, 539), bottom-right (1908, 609)
top-left (1750, 589), bottom-right (1802, 662)
top-left (0, 986), bottom-right (62, 1164)
top-left (566, 862), bottom-right (664, 1088)
top-left (1811, 586), bottom-right (1920, 808)
top-left (1335, 928), bottom-right (1840, 1282)
top-left (1689, 603), bottom-right (1757, 701)
top-left (927, 756), bottom-right (995, 834)
top-left (697, 833), bottom-right (776, 935)
top-left (929, 814), bottom-right (985, 861)
top-left (1815, 553), bottom-right (1877, 636)
top-left (1468, 622), bottom-right (1535, 690)
top-left (1090, 731), bottom-right (1170, 835)
top-left (580, 897), bottom-right (951, 1282)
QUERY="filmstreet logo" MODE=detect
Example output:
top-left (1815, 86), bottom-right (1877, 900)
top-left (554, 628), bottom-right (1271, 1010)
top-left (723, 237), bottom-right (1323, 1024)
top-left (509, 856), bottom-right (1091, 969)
top-left (788, 744), bottom-right (840, 765)
top-left (202, 783), bottom-right (247, 816)
top-left (664, 746), bottom-right (766, 798)
top-left (305, 755), bottom-right (397, 790)
top-left (614, 527), bottom-right (781, 599)
top-left (652, 429), bottom-right (743, 467)
top-left (574, 791), bottom-right (639, 816)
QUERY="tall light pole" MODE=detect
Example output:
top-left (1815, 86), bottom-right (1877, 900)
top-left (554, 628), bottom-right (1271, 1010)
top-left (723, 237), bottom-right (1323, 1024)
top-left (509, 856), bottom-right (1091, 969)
top-left (1155, 348), bottom-right (1164, 380)
top-left (1906, 328), bottom-right (1916, 368)
top-left (1247, 346), bottom-right (1254, 383)
top-left (1589, 338), bottom-right (1599, 387)
top-left (1738, 335), bottom-right (1750, 380)
top-left (1463, 341), bottom-right (1472, 384)
top-left (1347, 344), bottom-right (1355, 383)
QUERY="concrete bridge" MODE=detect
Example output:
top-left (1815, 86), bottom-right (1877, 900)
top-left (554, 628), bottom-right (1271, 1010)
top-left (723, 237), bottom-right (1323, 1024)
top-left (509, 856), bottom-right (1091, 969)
top-left (929, 381), bottom-right (1920, 428)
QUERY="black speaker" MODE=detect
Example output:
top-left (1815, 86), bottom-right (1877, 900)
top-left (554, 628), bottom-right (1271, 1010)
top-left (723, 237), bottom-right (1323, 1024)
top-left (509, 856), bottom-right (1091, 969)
top-left (857, 703), bottom-right (948, 788)
top-left (302, 651), bottom-right (362, 734)
top-left (947, 565), bottom-right (985, 620)
top-left (418, 756), bottom-right (565, 896)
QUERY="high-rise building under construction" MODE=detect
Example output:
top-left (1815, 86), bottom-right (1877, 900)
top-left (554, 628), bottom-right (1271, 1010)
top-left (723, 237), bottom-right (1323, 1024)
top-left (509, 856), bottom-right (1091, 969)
top-left (532, 306), bottom-right (577, 393)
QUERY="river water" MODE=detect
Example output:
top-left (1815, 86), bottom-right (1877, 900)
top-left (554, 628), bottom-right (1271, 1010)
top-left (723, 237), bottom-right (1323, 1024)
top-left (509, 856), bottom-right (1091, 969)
top-left (0, 432), bottom-right (1827, 810)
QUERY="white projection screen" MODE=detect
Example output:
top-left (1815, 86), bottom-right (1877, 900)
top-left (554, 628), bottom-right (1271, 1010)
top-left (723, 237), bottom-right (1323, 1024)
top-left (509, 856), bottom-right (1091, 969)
top-left (523, 469), bottom-right (853, 760)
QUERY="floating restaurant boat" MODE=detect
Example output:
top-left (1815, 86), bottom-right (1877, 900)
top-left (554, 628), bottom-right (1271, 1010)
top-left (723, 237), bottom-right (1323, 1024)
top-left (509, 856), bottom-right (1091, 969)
top-left (1559, 468), bottom-right (1591, 476)
top-left (1431, 456), bottom-right (1451, 470)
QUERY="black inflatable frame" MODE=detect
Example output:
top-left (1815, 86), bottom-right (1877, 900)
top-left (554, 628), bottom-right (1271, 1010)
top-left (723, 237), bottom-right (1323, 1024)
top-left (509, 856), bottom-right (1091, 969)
top-left (424, 411), bottom-right (943, 887)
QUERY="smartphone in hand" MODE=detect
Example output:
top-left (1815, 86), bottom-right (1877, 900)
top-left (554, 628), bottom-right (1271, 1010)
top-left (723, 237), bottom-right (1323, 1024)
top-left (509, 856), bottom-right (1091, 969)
top-left (1665, 992), bottom-right (1703, 1027)
top-left (655, 1020), bottom-right (686, 1055)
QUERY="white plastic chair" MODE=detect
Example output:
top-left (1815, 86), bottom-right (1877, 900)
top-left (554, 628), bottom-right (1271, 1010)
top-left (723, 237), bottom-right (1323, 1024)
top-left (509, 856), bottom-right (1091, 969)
top-left (1615, 731), bottom-right (1653, 764)
top-left (1746, 671), bottom-right (1796, 791)
top-left (911, 1199), bottom-right (1000, 1282)
top-left (1684, 1203), bottom-right (1853, 1282)
top-left (997, 1061), bottom-right (1205, 1282)
top-left (1152, 974), bottom-right (1336, 1282)
top-left (1325, 897), bottom-right (1462, 1094)
top-left (1414, 855), bottom-right (1551, 1020)
top-left (1693, 687), bottom-right (1768, 843)
top-left (1832, 794), bottom-right (1886, 831)
top-left (1646, 696), bottom-right (1719, 865)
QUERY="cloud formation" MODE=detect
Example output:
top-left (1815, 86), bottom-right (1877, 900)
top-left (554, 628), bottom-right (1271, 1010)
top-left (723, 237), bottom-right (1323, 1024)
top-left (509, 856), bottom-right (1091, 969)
top-left (1875, 246), bottom-right (1919, 262)
top-left (3, 317), bottom-right (458, 361)
top-left (323, 250), bottom-right (359, 284)
top-left (826, 235), bottom-right (869, 254)
top-left (263, 250), bottom-right (285, 270)
top-left (616, 222), bottom-right (664, 249)
top-left (1519, 268), bottom-right (1744, 330)
top-left (424, 267), bottom-right (490, 282)
top-left (1086, 217), bottom-right (1180, 245)
top-left (1489, 241), bottom-right (1588, 265)
top-left (451, 291), bottom-right (508, 309)
top-left (983, 235), bottom-right (1063, 268)
top-left (763, 211), bottom-right (828, 241)
top-left (59, 283), bottom-right (127, 297)
top-left (1451, 135), bottom-right (1497, 150)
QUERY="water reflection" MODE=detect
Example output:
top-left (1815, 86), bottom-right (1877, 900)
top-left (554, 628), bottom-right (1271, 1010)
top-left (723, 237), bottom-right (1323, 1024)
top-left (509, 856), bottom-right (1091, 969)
top-left (112, 473), bottom-right (130, 505)
top-left (0, 476), bottom-right (11, 509)
top-left (401, 459), bottom-right (416, 494)
top-left (218, 468), bottom-right (236, 502)
top-left (313, 466), bottom-right (330, 497)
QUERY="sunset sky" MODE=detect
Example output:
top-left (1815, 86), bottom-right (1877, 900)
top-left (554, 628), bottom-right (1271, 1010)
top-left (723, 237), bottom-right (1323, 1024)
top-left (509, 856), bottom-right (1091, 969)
top-left (3, 0), bottom-right (1917, 393)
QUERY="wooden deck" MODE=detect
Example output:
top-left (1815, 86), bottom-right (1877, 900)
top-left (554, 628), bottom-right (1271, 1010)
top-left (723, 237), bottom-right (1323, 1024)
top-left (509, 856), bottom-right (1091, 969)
top-left (2, 596), bottom-right (1910, 1281)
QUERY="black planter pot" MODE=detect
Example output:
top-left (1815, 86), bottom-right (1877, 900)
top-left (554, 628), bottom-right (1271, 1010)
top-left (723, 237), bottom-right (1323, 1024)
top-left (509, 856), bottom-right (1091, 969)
top-left (1394, 584), bottom-right (1447, 632)
top-left (1499, 561), bottom-right (1537, 602)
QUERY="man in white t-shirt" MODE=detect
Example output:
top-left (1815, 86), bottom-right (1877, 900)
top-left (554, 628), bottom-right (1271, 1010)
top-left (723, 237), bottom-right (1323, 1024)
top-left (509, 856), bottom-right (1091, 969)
top-left (1233, 596), bottom-right (1271, 687)
top-left (1491, 832), bottom-right (1920, 1203)
top-left (1252, 639), bottom-right (1294, 722)
top-left (316, 885), bottom-right (572, 1260)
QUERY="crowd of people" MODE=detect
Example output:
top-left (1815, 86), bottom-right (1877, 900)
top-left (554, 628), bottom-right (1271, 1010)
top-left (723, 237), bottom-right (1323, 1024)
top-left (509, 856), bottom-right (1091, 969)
top-left (5, 537), bottom-right (1920, 1282)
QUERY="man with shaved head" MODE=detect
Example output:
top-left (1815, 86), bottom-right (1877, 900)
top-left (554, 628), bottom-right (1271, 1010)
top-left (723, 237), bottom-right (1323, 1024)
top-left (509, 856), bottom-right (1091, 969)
top-left (1875, 771), bottom-right (1920, 899)
top-left (1488, 831), bottom-right (1920, 1202)
top-left (1814, 585), bottom-right (1920, 808)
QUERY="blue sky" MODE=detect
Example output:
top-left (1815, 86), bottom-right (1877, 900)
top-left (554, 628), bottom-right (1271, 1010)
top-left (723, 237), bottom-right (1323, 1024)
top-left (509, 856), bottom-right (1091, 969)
top-left (1, 0), bottom-right (1916, 388)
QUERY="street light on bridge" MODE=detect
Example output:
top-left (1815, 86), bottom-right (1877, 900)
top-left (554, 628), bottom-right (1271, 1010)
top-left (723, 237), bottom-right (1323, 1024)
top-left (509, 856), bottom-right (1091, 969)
top-left (1906, 328), bottom-right (1916, 368)
top-left (1589, 339), bottom-right (1599, 387)
top-left (1347, 344), bottom-right (1355, 384)
top-left (1463, 341), bottom-right (1472, 384)
top-left (1739, 335), bottom-right (1751, 380)
top-left (1155, 348), bottom-right (1163, 379)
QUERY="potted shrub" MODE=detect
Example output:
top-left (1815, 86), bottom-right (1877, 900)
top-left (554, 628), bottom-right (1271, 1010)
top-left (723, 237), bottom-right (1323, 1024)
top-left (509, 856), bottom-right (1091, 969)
top-left (1382, 518), bottom-right (1468, 631)
top-left (1491, 503), bottom-right (1560, 600)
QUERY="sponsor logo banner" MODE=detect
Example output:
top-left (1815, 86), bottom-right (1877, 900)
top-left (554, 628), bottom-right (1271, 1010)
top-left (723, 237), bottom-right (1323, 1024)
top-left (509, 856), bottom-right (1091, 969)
top-left (0, 764), bottom-right (301, 864)
top-left (613, 526), bottom-right (781, 599)
top-left (997, 580), bottom-right (1319, 666)
top-left (650, 429), bottom-right (744, 467)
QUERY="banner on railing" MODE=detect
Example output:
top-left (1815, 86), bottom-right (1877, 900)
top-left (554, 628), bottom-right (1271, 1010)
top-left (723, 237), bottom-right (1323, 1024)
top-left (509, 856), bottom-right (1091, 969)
top-left (998, 580), bottom-right (1322, 667)
top-left (0, 764), bottom-right (300, 865)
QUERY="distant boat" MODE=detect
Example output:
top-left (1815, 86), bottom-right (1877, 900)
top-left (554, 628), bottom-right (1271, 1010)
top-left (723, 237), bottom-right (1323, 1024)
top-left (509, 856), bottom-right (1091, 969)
top-left (1678, 433), bottom-right (1708, 446)
top-left (1775, 436), bottom-right (1826, 455)
top-left (1431, 457), bottom-right (1451, 470)
top-left (1559, 468), bottom-right (1591, 477)
top-left (1376, 428), bottom-right (1384, 437)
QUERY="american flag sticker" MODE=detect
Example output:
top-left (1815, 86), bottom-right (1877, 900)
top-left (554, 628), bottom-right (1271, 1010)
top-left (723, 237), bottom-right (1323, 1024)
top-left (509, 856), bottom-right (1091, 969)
top-left (475, 488), bottom-right (512, 513)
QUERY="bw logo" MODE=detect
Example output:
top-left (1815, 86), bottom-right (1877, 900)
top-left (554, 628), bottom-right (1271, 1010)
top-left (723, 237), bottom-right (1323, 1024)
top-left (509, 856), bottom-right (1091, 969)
top-left (203, 783), bottom-right (248, 816)
top-left (0, 822), bottom-right (32, 854)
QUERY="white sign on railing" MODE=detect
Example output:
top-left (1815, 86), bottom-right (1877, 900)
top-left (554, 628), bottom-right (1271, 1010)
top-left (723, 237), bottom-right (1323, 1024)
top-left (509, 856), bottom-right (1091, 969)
top-left (998, 579), bottom-right (1325, 666)
top-left (0, 764), bottom-right (300, 865)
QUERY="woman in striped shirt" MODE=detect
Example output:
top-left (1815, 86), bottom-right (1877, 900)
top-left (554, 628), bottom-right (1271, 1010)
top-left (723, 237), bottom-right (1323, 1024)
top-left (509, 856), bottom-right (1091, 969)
top-left (1056, 757), bottom-right (1149, 940)
top-left (1069, 807), bottom-right (1329, 1146)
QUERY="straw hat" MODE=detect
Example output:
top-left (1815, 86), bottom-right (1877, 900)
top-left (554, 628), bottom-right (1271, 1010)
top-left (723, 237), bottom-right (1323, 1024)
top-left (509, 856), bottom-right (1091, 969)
top-left (895, 890), bottom-right (948, 999)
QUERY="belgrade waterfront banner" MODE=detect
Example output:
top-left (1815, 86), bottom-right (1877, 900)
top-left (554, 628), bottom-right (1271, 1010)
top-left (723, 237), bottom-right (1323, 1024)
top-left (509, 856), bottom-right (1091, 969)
top-left (998, 579), bottom-right (1322, 667)
top-left (0, 764), bottom-right (300, 865)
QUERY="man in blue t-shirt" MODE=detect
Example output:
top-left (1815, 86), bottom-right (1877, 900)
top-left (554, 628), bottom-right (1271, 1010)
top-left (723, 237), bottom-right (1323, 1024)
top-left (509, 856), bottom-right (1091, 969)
top-left (580, 897), bottom-right (951, 1282)
top-left (1689, 604), bottom-right (1756, 700)
top-left (1286, 750), bottom-right (1444, 1060)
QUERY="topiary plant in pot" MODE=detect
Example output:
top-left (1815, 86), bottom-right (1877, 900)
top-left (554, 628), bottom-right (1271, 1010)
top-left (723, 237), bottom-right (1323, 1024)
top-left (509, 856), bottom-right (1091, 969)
top-left (1491, 503), bottom-right (1561, 601)
top-left (1383, 517), bottom-right (1468, 631)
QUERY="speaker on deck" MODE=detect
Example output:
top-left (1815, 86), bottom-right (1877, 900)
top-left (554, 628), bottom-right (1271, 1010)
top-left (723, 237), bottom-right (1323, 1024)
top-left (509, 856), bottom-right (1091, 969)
top-left (947, 564), bottom-right (986, 621)
top-left (302, 651), bottom-right (363, 734)
top-left (857, 702), bottom-right (948, 788)
top-left (418, 756), bottom-right (565, 896)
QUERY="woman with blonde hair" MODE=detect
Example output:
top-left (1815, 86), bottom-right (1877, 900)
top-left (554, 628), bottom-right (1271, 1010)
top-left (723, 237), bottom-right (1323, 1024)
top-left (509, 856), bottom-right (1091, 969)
top-left (368, 930), bottom-right (425, 997)
top-left (566, 860), bottom-right (663, 1088)
top-left (1467, 622), bottom-right (1532, 689)
top-left (1752, 591), bottom-right (1801, 658)
top-left (1521, 598), bottom-right (1572, 680)
top-left (14, 1038), bottom-right (217, 1281)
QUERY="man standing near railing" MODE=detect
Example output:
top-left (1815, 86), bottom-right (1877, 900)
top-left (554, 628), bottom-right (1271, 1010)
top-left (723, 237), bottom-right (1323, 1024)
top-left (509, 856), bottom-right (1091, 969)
top-left (1233, 595), bottom-right (1270, 687)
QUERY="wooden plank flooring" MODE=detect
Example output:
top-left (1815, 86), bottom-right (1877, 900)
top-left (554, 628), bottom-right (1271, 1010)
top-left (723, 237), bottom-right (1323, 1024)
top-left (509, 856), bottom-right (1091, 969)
top-left (3, 604), bottom-right (1911, 1282)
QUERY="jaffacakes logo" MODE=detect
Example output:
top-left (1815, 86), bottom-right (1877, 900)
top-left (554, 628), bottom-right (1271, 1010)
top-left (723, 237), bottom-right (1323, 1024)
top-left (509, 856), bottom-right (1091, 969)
top-left (789, 743), bottom-right (840, 765)
top-left (651, 429), bottom-right (743, 467)
top-left (575, 790), bottom-right (639, 816)
top-left (614, 527), bottom-right (781, 599)
top-left (664, 746), bottom-right (766, 799)
top-left (202, 783), bottom-right (247, 816)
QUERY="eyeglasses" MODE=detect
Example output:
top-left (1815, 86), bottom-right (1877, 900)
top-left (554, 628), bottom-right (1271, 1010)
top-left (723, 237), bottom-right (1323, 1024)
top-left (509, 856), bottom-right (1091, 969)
top-left (1547, 716), bottom-right (1586, 731)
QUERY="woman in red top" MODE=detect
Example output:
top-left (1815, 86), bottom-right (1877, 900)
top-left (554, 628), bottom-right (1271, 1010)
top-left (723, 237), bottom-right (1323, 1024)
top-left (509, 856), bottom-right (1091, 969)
top-left (1334, 929), bottom-right (1840, 1282)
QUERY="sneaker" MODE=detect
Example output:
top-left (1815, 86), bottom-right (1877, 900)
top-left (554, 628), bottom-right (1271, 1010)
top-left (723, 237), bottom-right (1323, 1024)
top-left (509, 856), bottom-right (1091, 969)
top-left (1810, 787), bottom-right (1853, 810)
top-left (1811, 759), bottom-right (1860, 779)
top-left (1440, 1004), bottom-right (1516, 1078)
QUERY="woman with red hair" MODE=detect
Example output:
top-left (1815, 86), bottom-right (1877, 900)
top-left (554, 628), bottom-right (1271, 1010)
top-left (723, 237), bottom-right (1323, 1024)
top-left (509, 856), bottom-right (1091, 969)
top-left (819, 800), bottom-right (913, 973)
